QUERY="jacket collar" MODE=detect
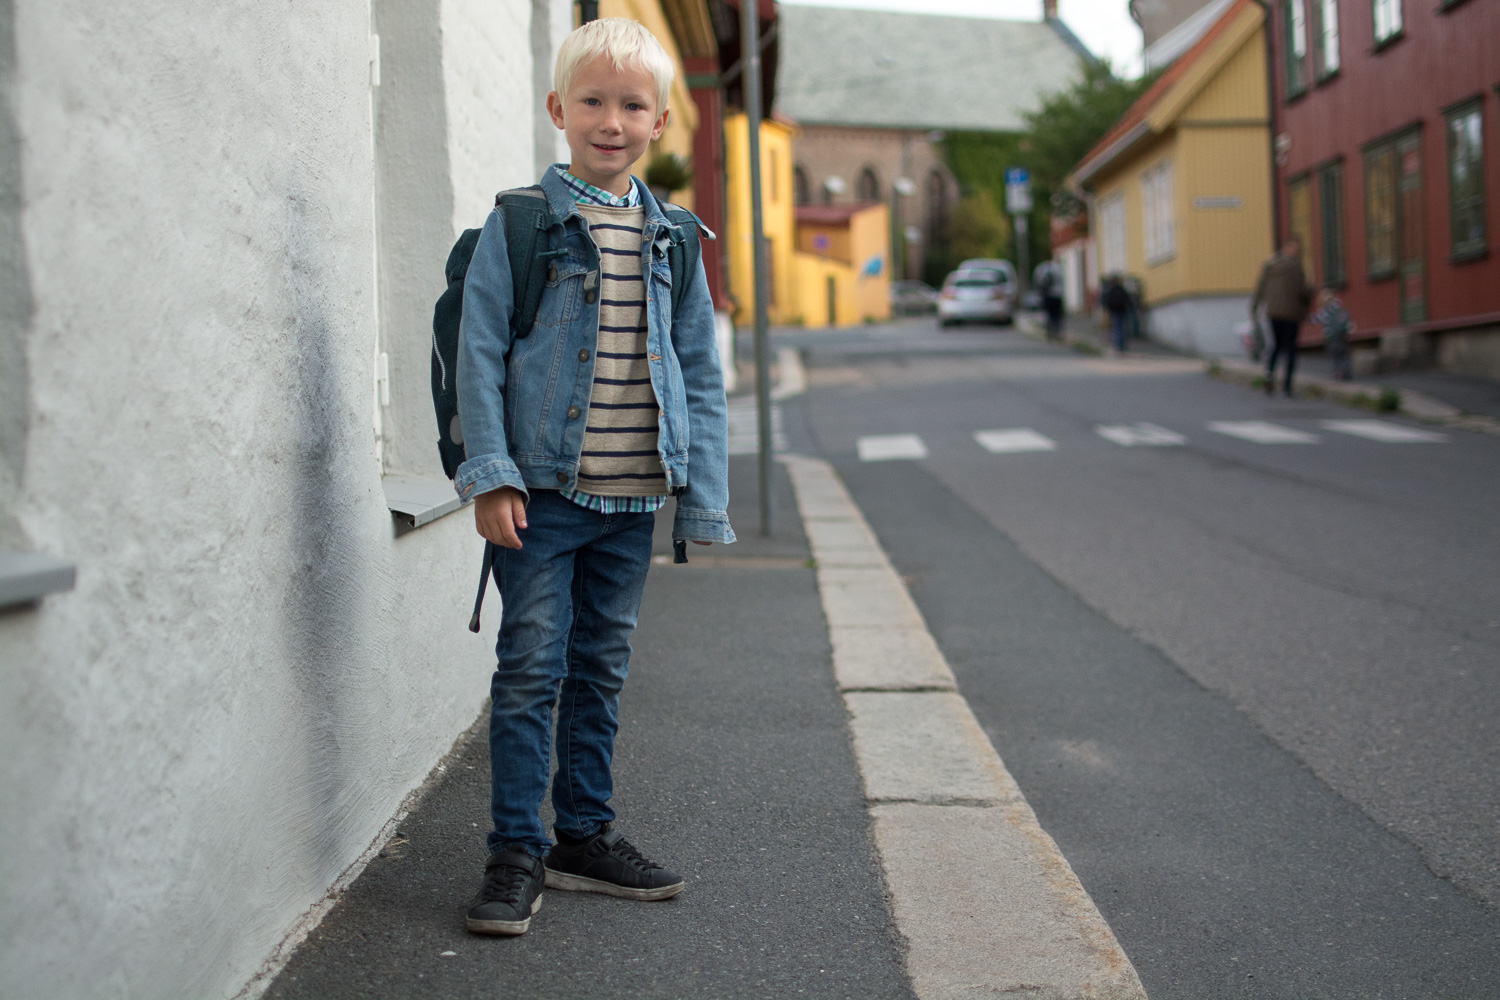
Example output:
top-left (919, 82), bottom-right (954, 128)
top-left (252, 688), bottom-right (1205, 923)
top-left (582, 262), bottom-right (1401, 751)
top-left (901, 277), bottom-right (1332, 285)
top-left (539, 164), bottom-right (669, 230)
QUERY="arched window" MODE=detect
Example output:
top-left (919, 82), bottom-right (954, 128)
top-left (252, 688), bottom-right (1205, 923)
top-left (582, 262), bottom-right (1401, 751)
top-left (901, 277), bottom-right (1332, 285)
top-left (856, 166), bottom-right (880, 203)
top-left (926, 169), bottom-right (948, 241)
top-left (794, 166), bottom-right (810, 206)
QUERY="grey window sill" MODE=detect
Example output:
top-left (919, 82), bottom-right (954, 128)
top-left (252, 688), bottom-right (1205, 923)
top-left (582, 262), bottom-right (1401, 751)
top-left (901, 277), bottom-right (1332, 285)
top-left (383, 475), bottom-right (466, 532)
top-left (1, 551), bottom-right (77, 610)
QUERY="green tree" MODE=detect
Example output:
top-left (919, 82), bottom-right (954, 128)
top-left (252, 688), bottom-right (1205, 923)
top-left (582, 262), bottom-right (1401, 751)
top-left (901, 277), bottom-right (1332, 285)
top-left (933, 60), bottom-right (1157, 277)
top-left (925, 192), bottom-right (1010, 285)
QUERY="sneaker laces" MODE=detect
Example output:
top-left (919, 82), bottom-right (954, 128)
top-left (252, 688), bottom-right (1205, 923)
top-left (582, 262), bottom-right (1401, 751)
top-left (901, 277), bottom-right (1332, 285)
top-left (481, 861), bottom-right (533, 905)
top-left (608, 834), bottom-right (663, 873)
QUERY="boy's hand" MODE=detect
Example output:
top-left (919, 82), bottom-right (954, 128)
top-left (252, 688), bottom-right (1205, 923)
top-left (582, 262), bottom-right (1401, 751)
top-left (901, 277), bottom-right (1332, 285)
top-left (693, 541), bottom-right (710, 545)
top-left (474, 486), bottom-right (527, 549)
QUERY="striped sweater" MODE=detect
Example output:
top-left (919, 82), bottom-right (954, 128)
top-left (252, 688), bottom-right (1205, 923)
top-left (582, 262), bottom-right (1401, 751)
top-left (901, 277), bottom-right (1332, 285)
top-left (574, 202), bottom-right (666, 497)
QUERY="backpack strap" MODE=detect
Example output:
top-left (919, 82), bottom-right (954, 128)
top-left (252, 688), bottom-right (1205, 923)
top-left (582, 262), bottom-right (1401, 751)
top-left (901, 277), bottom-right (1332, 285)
top-left (497, 186), bottom-right (569, 340)
top-left (660, 204), bottom-right (714, 323)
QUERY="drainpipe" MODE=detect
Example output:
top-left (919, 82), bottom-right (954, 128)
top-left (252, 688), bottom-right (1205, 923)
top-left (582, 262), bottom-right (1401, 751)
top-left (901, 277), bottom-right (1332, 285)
top-left (1250, 0), bottom-right (1281, 250)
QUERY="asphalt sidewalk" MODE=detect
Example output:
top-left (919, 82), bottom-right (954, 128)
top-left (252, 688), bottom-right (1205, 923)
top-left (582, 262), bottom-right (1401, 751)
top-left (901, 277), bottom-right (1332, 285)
top-left (262, 454), bottom-right (916, 1000)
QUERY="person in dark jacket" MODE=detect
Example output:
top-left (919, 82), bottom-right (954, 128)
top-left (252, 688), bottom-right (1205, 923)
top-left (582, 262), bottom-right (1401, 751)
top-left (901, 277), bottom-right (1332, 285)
top-left (1102, 275), bottom-right (1130, 353)
top-left (1250, 237), bottom-right (1314, 396)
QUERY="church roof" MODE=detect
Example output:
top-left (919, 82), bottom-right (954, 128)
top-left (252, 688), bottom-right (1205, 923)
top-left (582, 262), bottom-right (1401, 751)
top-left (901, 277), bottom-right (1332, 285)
top-left (775, 5), bottom-right (1092, 133)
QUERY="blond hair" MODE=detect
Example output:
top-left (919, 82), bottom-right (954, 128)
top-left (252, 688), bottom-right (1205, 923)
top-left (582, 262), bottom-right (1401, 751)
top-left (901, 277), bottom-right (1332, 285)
top-left (554, 17), bottom-right (674, 114)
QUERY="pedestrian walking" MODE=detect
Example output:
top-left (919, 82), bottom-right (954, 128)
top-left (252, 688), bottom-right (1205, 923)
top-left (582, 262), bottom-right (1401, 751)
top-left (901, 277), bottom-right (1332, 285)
top-left (1249, 237), bottom-right (1314, 396)
top-left (1035, 261), bottom-right (1064, 340)
top-left (1309, 287), bottom-right (1354, 380)
top-left (454, 17), bottom-right (733, 937)
top-left (1102, 275), bottom-right (1130, 353)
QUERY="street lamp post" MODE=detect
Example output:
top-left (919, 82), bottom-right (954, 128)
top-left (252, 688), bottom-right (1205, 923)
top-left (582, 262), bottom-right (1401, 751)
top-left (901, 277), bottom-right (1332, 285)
top-left (742, 0), bottom-right (773, 536)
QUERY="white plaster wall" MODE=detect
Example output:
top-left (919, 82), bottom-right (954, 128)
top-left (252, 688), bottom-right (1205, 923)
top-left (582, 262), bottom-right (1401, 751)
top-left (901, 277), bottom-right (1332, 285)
top-left (442, 0), bottom-right (537, 238)
top-left (1148, 295), bottom-right (1250, 356)
top-left (0, 1), bottom-right (541, 996)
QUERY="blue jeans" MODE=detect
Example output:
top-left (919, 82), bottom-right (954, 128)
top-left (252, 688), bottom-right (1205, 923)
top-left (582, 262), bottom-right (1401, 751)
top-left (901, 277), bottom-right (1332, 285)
top-left (1110, 312), bottom-right (1128, 351)
top-left (486, 491), bottom-right (656, 856)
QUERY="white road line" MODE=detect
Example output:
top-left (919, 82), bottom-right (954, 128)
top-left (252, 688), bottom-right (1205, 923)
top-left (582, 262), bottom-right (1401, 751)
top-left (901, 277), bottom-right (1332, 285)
top-left (1096, 422), bottom-right (1187, 446)
top-left (726, 399), bottom-right (785, 455)
top-left (974, 428), bottom-right (1057, 453)
top-left (780, 454), bottom-right (1146, 1000)
top-left (858, 434), bottom-right (928, 462)
top-left (1207, 420), bottom-right (1319, 444)
top-left (1322, 419), bottom-right (1448, 443)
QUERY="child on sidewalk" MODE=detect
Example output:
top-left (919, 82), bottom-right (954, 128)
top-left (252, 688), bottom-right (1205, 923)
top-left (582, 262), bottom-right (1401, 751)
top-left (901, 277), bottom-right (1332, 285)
top-left (453, 17), bottom-right (734, 936)
top-left (1310, 287), bottom-right (1354, 381)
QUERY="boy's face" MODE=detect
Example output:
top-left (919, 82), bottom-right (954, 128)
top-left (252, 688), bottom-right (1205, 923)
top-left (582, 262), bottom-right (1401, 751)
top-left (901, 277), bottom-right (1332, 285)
top-left (547, 55), bottom-right (668, 197)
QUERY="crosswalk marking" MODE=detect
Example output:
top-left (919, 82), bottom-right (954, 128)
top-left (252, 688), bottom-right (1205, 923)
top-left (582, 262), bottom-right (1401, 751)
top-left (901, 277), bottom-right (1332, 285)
top-left (1095, 423), bottom-right (1186, 447)
top-left (1207, 421), bottom-right (1320, 444)
top-left (1321, 419), bottom-right (1447, 443)
top-left (727, 398), bottom-right (785, 455)
top-left (858, 434), bottom-right (929, 462)
top-left (974, 429), bottom-right (1057, 453)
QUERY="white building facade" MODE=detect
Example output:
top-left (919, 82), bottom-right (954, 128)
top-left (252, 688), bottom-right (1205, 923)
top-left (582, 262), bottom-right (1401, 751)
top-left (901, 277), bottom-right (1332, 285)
top-left (0, 1), bottom-right (570, 996)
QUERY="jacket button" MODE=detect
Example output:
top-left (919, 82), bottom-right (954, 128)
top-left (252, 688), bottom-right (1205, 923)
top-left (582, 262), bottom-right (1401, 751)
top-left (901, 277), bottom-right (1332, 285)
top-left (585, 290), bottom-right (596, 304)
top-left (556, 472), bottom-right (569, 484)
top-left (548, 265), bottom-right (558, 282)
top-left (567, 405), bottom-right (580, 419)
top-left (578, 348), bottom-right (590, 362)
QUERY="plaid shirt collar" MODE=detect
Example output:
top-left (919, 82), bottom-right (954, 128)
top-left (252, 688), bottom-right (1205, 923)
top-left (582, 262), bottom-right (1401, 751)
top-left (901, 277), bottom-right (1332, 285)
top-left (552, 164), bottom-right (640, 208)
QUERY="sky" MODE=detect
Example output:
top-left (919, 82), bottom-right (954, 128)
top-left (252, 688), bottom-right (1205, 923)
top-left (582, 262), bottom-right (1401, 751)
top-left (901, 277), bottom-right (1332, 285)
top-left (777, 0), bottom-right (1145, 77)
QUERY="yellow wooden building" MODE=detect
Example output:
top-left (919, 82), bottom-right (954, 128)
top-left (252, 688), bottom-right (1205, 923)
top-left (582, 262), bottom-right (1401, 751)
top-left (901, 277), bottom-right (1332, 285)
top-left (1071, 0), bottom-right (1271, 355)
top-left (724, 111), bottom-right (891, 328)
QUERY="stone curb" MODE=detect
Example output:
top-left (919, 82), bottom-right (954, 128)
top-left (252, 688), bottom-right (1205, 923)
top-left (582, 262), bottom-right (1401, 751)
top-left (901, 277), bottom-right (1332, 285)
top-left (779, 453), bottom-right (1148, 1000)
top-left (1209, 359), bottom-right (1500, 437)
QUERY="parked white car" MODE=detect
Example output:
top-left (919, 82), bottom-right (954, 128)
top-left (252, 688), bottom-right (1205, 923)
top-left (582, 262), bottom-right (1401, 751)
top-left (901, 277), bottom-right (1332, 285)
top-left (938, 263), bottom-right (1016, 326)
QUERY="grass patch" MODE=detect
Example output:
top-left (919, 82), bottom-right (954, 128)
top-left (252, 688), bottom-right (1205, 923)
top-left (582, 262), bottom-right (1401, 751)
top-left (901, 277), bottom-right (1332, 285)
top-left (1070, 339), bottom-right (1103, 356)
top-left (1378, 387), bottom-right (1401, 412)
top-left (1206, 360), bottom-right (1223, 377)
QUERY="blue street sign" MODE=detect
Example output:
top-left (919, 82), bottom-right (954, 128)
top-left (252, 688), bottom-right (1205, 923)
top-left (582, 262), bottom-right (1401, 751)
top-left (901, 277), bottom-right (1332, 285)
top-left (1006, 167), bottom-right (1030, 186)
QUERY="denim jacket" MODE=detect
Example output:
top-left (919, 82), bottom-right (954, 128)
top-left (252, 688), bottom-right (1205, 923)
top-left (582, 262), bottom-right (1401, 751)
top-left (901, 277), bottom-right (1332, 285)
top-left (454, 168), bottom-right (735, 545)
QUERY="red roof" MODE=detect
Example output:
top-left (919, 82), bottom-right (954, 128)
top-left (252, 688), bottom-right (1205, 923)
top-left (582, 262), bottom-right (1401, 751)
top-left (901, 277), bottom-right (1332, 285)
top-left (1075, 0), bottom-right (1252, 181)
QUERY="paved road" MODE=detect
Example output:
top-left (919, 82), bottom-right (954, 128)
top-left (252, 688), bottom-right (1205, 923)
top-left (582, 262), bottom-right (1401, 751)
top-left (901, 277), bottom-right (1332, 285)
top-left (778, 318), bottom-right (1500, 998)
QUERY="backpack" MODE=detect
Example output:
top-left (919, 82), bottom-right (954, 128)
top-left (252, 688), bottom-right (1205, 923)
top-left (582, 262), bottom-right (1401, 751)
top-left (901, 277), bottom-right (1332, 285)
top-left (431, 185), bottom-right (709, 630)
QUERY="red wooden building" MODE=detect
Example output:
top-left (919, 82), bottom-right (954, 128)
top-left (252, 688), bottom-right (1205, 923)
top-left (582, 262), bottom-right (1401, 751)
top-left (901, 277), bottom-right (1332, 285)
top-left (1269, 0), bottom-right (1500, 376)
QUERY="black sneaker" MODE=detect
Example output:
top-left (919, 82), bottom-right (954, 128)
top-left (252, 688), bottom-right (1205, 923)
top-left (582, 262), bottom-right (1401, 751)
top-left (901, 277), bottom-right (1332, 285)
top-left (466, 847), bottom-right (544, 935)
top-left (544, 824), bottom-right (685, 901)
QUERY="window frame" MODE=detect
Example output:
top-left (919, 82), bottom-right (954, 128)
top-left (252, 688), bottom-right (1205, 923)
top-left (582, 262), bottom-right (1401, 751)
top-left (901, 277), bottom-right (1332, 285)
top-left (1287, 171), bottom-right (1316, 283)
top-left (1363, 140), bottom-right (1399, 280)
top-left (1141, 160), bottom-right (1177, 266)
top-left (1283, 0), bottom-right (1309, 97)
top-left (1371, 0), bottom-right (1403, 48)
top-left (1097, 191), bottom-right (1127, 277)
top-left (1444, 98), bottom-right (1488, 261)
top-left (1311, 0), bottom-right (1340, 81)
top-left (1317, 159), bottom-right (1348, 287)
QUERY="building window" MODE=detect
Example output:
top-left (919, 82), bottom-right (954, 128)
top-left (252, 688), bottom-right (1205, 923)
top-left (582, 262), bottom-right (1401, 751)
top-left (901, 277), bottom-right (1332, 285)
top-left (794, 166), bottom-right (810, 206)
top-left (1318, 161), bottom-right (1347, 286)
top-left (926, 169), bottom-right (948, 242)
top-left (1312, 0), bottom-right (1339, 78)
top-left (1098, 192), bottom-right (1127, 276)
top-left (1141, 160), bottom-right (1176, 265)
top-left (1364, 144), bottom-right (1398, 277)
top-left (1446, 101), bottom-right (1487, 259)
top-left (1283, 0), bottom-right (1308, 96)
top-left (1372, 0), bottom-right (1402, 44)
top-left (1288, 173), bottom-right (1315, 281)
top-left (856, 167), bottom-right (880, 203)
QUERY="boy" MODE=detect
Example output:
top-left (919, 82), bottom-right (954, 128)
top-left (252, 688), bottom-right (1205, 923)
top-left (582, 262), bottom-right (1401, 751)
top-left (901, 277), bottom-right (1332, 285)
top-left (454, 17), bottom-right (734, 936)
top-left (1310, 287), bottom-right (1353, 381)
